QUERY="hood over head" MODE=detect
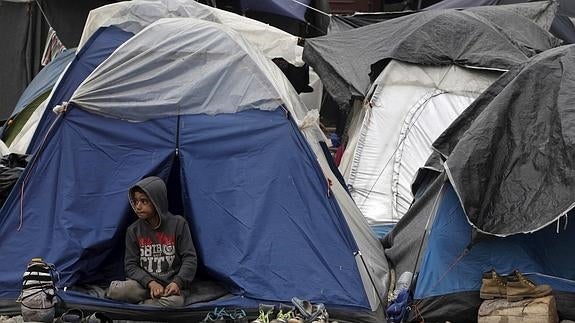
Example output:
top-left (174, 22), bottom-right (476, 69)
top-left (129, 176), bottom-right (169, 217)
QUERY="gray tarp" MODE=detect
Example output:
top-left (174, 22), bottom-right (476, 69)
top-left (433, 44), bottom-right (575, 236)
top-left (303, 1), bottom-right (560, 110)
top-left (426, 0), bottom-right (575, 44)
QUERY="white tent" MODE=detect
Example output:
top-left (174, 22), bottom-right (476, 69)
top-left (340, 60), bottom-right (501, 226)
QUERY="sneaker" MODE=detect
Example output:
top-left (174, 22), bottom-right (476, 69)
top-left (506, 270), bottom-right (552, 302)
top-left (251, 304), bottom-right (274, 323)
top-left (480, 269), bottom-right (507, 300)
top-left (271, 304), bottom-right (297, 323)
top-left (269, 310), bottom-right (287, 323)
top-left (201, 308), bottom-right (230, 323)
top-left (231, 309), bottom-right (248, 323)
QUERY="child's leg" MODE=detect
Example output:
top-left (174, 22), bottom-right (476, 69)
top-left (141, 295), bottom-right (184, 307)
top-left (106, 279), bottom-right (148, 303)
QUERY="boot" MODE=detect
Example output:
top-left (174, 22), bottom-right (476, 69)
top-left (506, 270), bottom-right (552, 302)
top-left (480, 269), bottom-right (507, 300)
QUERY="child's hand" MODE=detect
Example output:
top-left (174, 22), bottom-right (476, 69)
top-left (164, 282), bottom-right (181, 296)
top-left (148, 281), bottom-right (164, 299)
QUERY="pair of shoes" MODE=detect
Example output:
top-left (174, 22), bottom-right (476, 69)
top-left (251, 304), bottom-right (275, 323)
top-left (480, 269), bottom-right (552, 301)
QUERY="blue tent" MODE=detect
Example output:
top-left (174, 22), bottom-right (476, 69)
top-left (384, 45), bottom-right (575, 322)
top-left (0, 18), bottom-right (387, 322)
top-left (417, 182), bottom-right (575, 297)
top-left (385, 174), bottom-right (575, 321)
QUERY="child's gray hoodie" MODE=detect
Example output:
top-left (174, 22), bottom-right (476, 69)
top-left (125, 176), bottom-right (197, 289)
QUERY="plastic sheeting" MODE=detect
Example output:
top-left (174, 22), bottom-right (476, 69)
top-left (433, 45), bottom-right (575, 236)
top-left (78, 0), bottom-right (304, 66)
top-left (71, 19), bottom-right (308, 125)
top-left (340, 60), bottom-right (500, 225)
top-left (303, 1), bottom-right (559, 110)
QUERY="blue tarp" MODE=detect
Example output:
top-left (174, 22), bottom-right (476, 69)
top-left (415, 182), bottom-right (575, 299)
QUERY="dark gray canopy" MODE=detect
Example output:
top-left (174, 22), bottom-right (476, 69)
top-left (427, 0), bottom-right (575, 45)
top-left (433, 44), bottom-right (575, 236)
top-left (303, 1), bottom-right (560, 110)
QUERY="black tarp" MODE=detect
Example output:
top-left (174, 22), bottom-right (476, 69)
top-left (433, 44), bottom-right (575, 235)
top-left (304, 1), bottom-right (560, 110)
top-left (0, 0), bottom-right (46, 121)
